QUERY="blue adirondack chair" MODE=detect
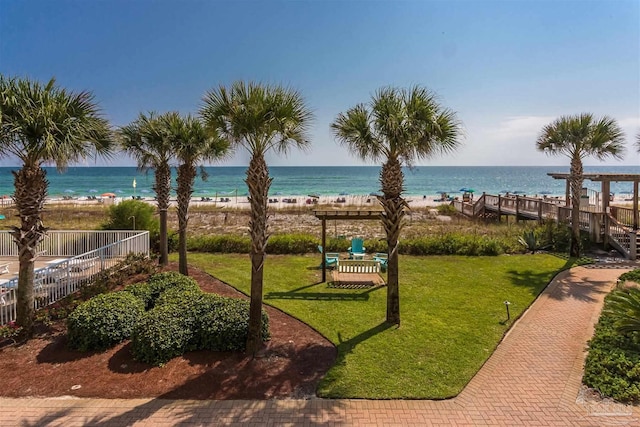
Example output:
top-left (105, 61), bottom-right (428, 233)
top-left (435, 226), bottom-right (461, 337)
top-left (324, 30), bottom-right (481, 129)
top-left (318, 245), bottom-right (339, 268)
top-left (373, 252), bottom-right (388, 272)
top-left (348, 238), bottom-right (366, 259)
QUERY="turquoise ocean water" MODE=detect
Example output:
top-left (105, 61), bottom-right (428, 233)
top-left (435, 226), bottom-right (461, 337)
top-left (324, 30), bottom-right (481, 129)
top-left (1, 166), bottom-right (639, 199)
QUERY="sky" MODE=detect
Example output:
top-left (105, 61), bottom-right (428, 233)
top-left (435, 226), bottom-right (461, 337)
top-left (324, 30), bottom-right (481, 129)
top-left (1, 0), bottom-right (639, 167)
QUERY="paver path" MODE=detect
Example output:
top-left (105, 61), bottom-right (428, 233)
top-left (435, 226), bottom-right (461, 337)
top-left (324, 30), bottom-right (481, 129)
top-left (2, 265), bottom-right (640, 426)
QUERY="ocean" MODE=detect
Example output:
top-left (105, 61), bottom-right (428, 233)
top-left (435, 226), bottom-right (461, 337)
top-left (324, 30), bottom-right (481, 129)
top-left (0, 165), bottom-right (639, 199)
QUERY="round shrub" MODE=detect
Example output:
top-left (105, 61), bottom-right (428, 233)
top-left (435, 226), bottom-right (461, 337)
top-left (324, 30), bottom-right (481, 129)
top-left (197, 296), bottom-right (270, 351)
top-left (131, 291), bottom-right (270, 366)
top-left (67, 292), bottom-right (144, 351)
top-left (124, 272), bottom-right (200, 309)
top-left (130, 303), bottom-right (199, 366)
top-left (123, 282), bottom-right (153, 309)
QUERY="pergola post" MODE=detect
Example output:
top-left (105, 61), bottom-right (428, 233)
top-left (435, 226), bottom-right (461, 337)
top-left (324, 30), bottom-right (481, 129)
top-left (321, 218), bottom-right (327, 282)
top-left (634, 180), bottom-right (639, 230)
top-left (602, 180), bottom-right (611, 213)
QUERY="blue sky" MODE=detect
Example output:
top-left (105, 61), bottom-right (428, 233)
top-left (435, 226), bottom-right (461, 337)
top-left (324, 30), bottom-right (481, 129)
top-left (1, 0), bottom-right (639, 167)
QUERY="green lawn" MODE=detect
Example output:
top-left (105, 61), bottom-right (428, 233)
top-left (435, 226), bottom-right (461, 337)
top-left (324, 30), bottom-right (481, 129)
top-left (177, 252), bottom-right (571, 399)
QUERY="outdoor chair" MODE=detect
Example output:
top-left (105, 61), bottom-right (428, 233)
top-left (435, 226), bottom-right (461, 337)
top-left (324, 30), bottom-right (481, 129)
top-left (318, 245), bottom-right (339, 268)
top-left (348, 238), bottom-right (366, 259)
top-left (373, 253), bottom-right (388, 272)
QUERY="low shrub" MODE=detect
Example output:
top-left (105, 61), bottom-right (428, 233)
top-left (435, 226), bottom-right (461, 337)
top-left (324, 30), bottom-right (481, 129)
top-left (67, 292), bottom-right (144, 351)
top-left (399, 233), bottom-right (507, 256)
top-left (436, 204), bottom-right (457, 216)
top-left (131, 303), bottom-right (199, 365)
top-left (131, 290), bottom-right (270, 366)
top-left (618, 269), bottom-right (640, 286)
top-left (197, 296), bottom-right (270, 351)
top-left (267, 233), bottom-right (317, 254)
top-left (187, 235), bottom-right (251, 253)
top-left (583, 288), bottom-right (640, 403)
top-left (124, 272), bottom-right (200, 309)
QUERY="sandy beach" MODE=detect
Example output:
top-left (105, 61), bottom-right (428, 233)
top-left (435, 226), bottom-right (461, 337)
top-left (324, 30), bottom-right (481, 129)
top-left (34, 192), bottom-right (575, 211)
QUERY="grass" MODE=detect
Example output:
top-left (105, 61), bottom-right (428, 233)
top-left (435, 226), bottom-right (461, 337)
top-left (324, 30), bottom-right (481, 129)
top-left (177, 252), bottom-right (572, 399)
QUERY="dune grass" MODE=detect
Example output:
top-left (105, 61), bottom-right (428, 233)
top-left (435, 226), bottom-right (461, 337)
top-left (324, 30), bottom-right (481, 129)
top-left (179, 252), bottom-right (572, 399)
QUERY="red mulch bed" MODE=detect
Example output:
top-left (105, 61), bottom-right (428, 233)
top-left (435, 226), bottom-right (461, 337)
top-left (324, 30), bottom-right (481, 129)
top-left (0, 263), bottom-right (336, 400)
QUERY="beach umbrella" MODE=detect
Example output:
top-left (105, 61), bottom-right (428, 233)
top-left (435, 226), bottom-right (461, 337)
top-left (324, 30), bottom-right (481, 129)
top-left (308, 194), bottom-right (320, 199)
top-left (513, 191), bottom-right (526, 194)
top-left (88, 189), bottom-right (98, 193)
top-left (101, 192), bottom-right (116, 198)
top-left (459, 188), bottom-right (475, 193)
top-left (339, 192), bottom-right (349, 196)
top-left (539, 191), bottom-right (552, 195)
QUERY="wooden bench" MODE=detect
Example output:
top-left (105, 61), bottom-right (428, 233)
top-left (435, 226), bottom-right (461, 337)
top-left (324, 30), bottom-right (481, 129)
top-left (0, 263), bottom-right (9, 275)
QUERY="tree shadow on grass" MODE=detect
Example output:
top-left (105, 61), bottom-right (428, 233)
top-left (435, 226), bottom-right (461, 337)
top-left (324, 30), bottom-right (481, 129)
top-left (506, 260), bottom-right (610, 303)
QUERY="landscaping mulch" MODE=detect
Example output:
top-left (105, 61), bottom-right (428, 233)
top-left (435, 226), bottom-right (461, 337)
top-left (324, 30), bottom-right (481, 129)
top-left (0, 263), bottom-right (337, 400)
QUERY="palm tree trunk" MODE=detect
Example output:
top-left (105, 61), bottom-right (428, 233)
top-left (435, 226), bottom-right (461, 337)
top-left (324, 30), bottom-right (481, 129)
top-left (155, 163), bottom-right (171, 266)
top-left (379, 157), bottom-right (406, 325)
top-left (176, 163), bottom-right (196, 275)
top-left (245, 155), bottom-right (272, 355)
top-left (11, 166), bottom-right (48, 336)
top-left (569, 155), bottom-right (583, 258)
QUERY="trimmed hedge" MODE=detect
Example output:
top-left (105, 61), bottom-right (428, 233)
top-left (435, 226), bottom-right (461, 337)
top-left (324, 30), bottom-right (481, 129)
top-left (186, 232), bottom-right (518, 256)
top-left (67, 292), bottom-right (145, 351)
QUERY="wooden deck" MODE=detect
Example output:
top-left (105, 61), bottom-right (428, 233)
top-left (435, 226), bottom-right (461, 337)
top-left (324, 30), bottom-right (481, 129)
top-left (330, 270), bottom-right (386, 288)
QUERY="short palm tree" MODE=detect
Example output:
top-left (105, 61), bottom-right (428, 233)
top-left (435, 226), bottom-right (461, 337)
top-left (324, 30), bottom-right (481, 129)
top-left (164, 112), bottom-right (228, 275)
top-left (536, 114), bottom-right (625, 257)
top-left (119, 112), bottom-right (174, 266)
top-left (200, 81), bottom-right (312, 355)
top-left (332, 86), bottom-right (462, 325)
top-left (0, 76), bottom-right (113, 336)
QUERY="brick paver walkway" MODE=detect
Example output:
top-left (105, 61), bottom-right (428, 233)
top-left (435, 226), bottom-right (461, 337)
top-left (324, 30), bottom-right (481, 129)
top-left (2, 265), bottom-right (640, 426)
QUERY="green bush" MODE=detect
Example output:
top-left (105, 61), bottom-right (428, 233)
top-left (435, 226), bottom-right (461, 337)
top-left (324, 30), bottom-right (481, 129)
top-left (102, 199), bottom-right (158, 232)
top-left (124, 271), bottom-right (200, 309)
top-left (187, 235), bottom-right (251, 253)
top-left (436, 204), bottom-right (457, 216)
top-left (619, 269), bottom-right (640, 286)
top-left (67, 292), bottom-right (144, 351)
top-left (584, 291), bottom-right (640, 402)
top-left (267, 233), bottom-right (317, 254)
top-left (131, 303), bottom-right (199, 365)
top-left (132, 291), bottom-right (270, 366)
top-left (197, 296), bottom-right (270, 351)
top-left (398, 233), bottom-right (507, 256)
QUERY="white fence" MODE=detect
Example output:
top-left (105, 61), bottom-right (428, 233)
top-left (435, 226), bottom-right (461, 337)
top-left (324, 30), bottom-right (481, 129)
top-left (0, 230), bottom-right (149, 325)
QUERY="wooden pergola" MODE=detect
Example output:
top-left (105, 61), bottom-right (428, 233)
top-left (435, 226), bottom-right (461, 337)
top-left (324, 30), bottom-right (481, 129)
top-left (547, 172), bottom-right (640, 229)
top-left (313, 210), bottom-right (383, 282)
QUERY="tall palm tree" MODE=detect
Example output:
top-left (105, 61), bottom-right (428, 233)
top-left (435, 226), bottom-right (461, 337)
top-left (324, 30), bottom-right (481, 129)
top-left (537, 114), bottom-right (625, 258)
top-left (119, 112), bottom-right (173, 266)
top-left (200, 81), bottom-right (312, 355)
top-left (0, 76), bottom-right (112, 336)
top-left (163, 112), bottom-right (228, 275)
top-left (332, 86), bottom-right (462, 325)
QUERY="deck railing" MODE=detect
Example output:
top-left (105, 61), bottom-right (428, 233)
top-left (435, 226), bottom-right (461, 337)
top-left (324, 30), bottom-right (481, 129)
top-left (606, 214), bottom-right (635, 259)
top-left (0, 230), bottom-right (149, 325)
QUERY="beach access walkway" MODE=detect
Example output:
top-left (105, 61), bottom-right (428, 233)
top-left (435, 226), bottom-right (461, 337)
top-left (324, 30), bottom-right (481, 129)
top-left (2, 264), bottom-right (640, 426)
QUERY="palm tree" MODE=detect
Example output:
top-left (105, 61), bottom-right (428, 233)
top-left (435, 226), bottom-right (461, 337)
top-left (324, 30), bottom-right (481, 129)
top-left (163, 112), bottom-right (228, 275)
top-left (536, 114), bottom-right (625, 258)
top-left (332, 86), bottom-right (462, 325)
top-left (0, 76), bottom-right (113, 336)
top-left (119, 112), bottom-right (174, 266)
top-left (200, 81), bottom-right (312, 354)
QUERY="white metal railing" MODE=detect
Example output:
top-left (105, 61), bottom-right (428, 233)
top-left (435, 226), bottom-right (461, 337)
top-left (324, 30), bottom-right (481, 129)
top-left (0, 230), bottom-right (144, 258)
top-left (0, 230), bottom-right (149, 325)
